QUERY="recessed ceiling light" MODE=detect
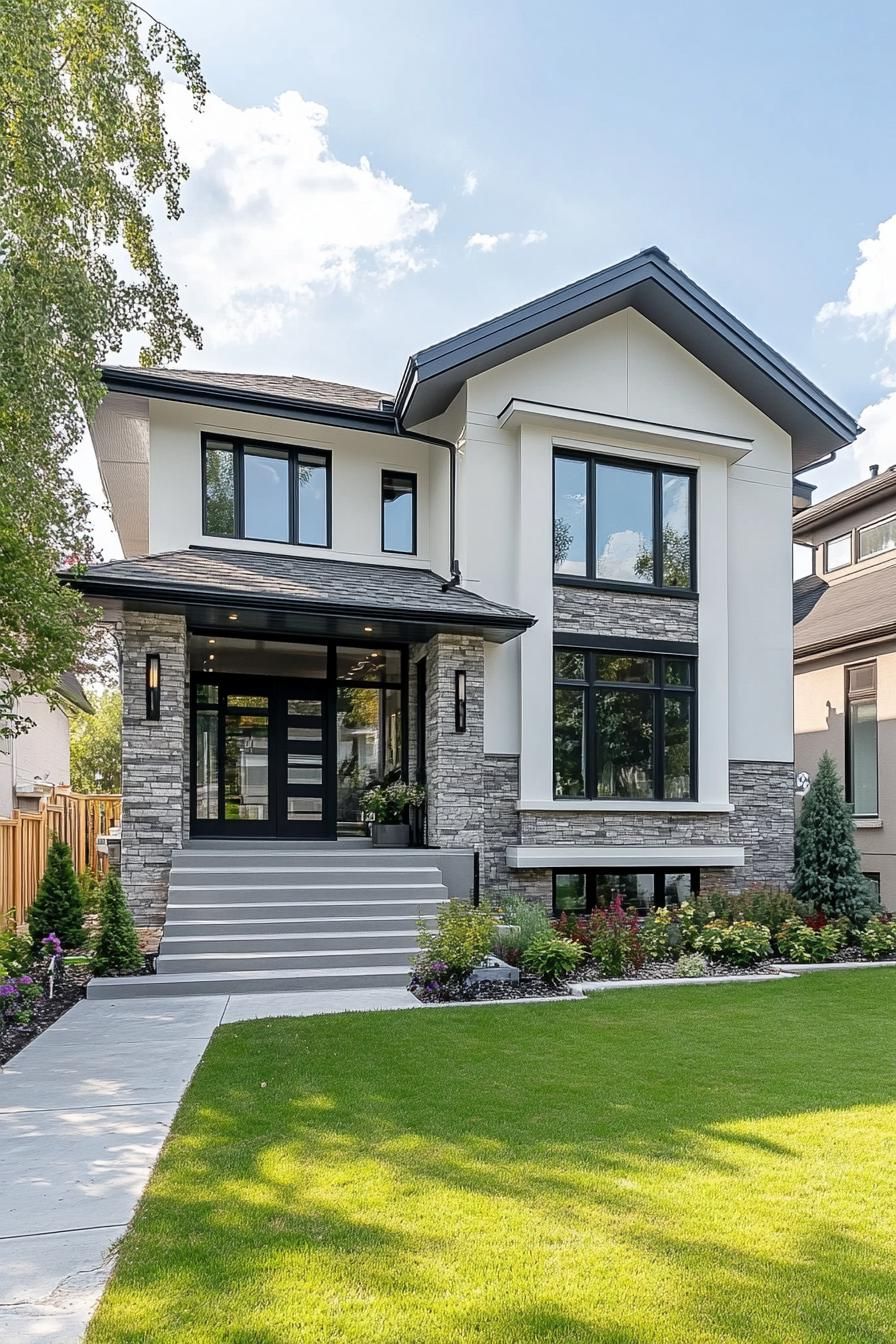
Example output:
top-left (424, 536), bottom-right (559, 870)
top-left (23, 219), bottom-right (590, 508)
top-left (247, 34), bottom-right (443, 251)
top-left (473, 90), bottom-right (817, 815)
top-left (208, 638), bottom-right (216, 645)
top-left (228, 613), bottom-right (238, 621)
top-left (208, 653), bottom-right (214, 660)
top-left (363, 626), bottom-right (373, 633)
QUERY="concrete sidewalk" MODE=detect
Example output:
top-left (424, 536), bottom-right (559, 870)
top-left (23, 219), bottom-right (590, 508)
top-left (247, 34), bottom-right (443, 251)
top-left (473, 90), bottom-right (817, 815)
top-left (0, 987), bottom-right (419, 1341)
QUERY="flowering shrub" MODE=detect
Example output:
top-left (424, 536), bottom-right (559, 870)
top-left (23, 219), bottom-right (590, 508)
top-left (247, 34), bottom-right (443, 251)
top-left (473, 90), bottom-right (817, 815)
top-left (694, 919), bottom-right (771, 967)
top-left (588, 897), bottom-right (644, 976)
top-left (858, 915), bottom-right (896, 961)
top-left (412, 899), bottom-right (496, 995)
top-left (41, 932), bottom-right (63, 959)
top-left (521, 932), bottom-right (584, 983)
top-left (777, 917), bottom-right (845, 963)
top-left (676, 897), bottom-right (718, 951)
top-left (716, 886), bottom-right (799, 938)
top-left (676, 952), bottom-right (709, 978)
top-left (0, 926), bottom-right (32, 979)
top-left (361, 781), bottom-right (426, 824)
top-left (0, 974), bottom-right (42, 1026)
top-left (639, 907), bottom-right (678, 961)
top-left (553, 912), bottom-right (590, 946)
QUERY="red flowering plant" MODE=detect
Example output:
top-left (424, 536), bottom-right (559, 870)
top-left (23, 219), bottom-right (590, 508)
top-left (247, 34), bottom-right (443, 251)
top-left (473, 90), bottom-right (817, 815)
top-left (587, 895), bottom-right (644, 977)
top-left (553, 912), bottom-right (590, 946)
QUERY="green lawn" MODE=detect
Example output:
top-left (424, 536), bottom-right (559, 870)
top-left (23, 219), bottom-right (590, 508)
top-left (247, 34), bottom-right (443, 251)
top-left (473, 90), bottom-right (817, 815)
top-left (87, 973), bottom-right (896, 1344)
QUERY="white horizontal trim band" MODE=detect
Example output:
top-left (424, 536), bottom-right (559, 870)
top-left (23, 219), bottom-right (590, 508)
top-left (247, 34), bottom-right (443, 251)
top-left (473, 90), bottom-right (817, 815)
top-left (497, 399), bottom-right (753, 462)
top-left (506, 845), bottom-right (746, 869)
top-left (515, 800), bottom-right (734, 814)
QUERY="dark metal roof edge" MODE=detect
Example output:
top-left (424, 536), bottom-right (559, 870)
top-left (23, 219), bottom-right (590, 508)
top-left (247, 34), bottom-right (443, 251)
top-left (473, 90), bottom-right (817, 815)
top-left (398, 248), bottom-right (859, 446)
top-left (101, 369), bottom-right (399, 436)
top-left (61, 572), bottom-right (535, 631)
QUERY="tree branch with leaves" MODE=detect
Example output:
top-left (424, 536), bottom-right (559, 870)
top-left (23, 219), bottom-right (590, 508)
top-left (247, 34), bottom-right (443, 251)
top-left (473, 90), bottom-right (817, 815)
top-left (0, 0), bottom-right (205, 734)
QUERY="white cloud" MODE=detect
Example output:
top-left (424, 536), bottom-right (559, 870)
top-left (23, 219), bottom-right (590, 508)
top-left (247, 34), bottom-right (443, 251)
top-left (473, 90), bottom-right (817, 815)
top-left (462, 171), bottom-right (478, 196)
top-left (465, 229), bottom-right (547, 253)
top-left (465, 231), bottom-right (512, 253)
top-left (156, 84), bottom-right (439, 348)
top-left (818, 215), bottom-right (896, 339)
top-left (597, 530), bottom-right (648, 581)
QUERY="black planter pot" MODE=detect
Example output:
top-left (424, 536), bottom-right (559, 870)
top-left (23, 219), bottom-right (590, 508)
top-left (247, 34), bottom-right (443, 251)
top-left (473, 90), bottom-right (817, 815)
top-left (371, 822), bottom-right (411, 847)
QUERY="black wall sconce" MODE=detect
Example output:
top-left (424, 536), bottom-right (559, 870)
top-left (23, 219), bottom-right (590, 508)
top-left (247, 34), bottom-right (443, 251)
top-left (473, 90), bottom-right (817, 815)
top-left (455, 669), bottom-right (467, 733)
top-left (145, 653), bottom-right (161, 721)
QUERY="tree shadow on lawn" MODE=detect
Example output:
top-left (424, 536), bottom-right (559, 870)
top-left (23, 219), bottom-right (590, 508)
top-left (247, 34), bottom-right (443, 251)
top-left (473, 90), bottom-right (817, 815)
top-left (86, 974), bottom-right (896, 1343)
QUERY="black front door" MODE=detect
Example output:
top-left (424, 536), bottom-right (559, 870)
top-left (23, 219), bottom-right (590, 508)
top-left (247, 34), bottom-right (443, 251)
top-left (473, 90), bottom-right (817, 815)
top-left (274, 682), bottom-right (329, 838)
top-left (192, 674), bottom-right (333, 838)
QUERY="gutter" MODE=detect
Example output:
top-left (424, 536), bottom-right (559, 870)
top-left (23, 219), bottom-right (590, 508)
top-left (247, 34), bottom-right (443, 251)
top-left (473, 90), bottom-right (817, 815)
top-left (392, 410), bottom-right (461, 591)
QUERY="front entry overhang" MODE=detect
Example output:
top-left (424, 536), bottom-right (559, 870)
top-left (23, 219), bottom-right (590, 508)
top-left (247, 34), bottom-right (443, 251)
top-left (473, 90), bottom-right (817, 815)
top-left (61, 546), bottom-right (535, 645)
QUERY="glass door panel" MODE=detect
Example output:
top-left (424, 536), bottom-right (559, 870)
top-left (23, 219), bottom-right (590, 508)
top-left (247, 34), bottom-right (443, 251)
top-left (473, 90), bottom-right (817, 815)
top-left (223, 710), bottom-right (270, 822)
top-left (277, 684), bottom-right (327, 835)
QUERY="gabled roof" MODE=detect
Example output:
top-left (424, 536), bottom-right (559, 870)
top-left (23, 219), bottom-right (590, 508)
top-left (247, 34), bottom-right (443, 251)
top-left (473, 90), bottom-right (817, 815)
top-left (62, 547), bottom-right (534, 644)
top-left (396, 247), bottom-right (859, 470)
top-left (794, 569), bottom-right (896, 657)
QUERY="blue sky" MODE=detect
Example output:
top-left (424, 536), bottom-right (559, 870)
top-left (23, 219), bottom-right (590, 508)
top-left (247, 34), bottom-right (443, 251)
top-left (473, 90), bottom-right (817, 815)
top-left (82, 1), bottom-right (896, 551)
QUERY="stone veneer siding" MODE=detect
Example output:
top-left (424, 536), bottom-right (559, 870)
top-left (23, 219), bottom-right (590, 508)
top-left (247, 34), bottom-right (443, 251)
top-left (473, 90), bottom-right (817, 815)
top-left (483, 755), bottom-right (520, 890)
top-left (120, 612), bottom-right (187, 924)
top-left (420, 633), bottom-right (485, 852)
top-left (553, 586), bottom-right (698, 641)
top-left (728, 760), bottom-right (794, 885)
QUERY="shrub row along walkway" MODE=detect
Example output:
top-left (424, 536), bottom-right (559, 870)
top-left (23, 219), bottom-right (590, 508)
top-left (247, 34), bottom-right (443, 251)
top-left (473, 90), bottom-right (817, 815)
top-left (0, 989), bottom-right (416, 1341)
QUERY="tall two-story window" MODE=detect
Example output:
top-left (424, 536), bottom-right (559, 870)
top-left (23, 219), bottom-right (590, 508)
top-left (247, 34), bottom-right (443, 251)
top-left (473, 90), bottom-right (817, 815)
top-left (202, 434), bottom-right (331, 547)
top-left (846, 662), bottom-right (878, 817)
top-left (553, 648), bottom-right (696, 800)
top-left (553, 451), bottom-right (696, 591)
top-left (381, 470), bottom-right (417, 554)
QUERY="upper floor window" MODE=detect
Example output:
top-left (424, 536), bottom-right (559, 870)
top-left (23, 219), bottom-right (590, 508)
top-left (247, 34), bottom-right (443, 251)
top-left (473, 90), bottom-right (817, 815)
top-left (381, 470), bottom-right (417, 554)
top-left (846, 662), bottom-right (878, 818)
top-left (857, 514), bottom-right (896, 562)
top-left (553, 646), bottom-right (696, 801)
top-left (553, 451), bottom-right (695, 592)
top-left (824, 533), bottom-right (851, 572)
top-left (202, 434), bottom-right (331, 548)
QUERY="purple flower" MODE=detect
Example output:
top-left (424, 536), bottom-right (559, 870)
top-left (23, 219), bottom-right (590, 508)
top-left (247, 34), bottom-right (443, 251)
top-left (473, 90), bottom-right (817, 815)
top-left (41, 933), bottom-right (63, 957)
top-left (16, 975), bottom-right (33, 987)
top-left (0, 983), bottom-right (19, 998)
top-left (430, 960), bottom-right (448, 974)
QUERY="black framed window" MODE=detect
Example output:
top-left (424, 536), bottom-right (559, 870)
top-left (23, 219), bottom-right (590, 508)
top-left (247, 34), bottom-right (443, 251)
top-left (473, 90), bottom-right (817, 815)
top-left (554, 645), bottom-right (696, 800)
top-left (824, 532), bottom-right (851, 572)
top-left (382, 470), bottom-right (417, 554)
top-left (553, 869), bottom-right (699, 916)
top-left (553, 450), bottom-right (696, 593)
top-left (202, 433), bottom-right (331, 548)
top-left (846, 662), bottom-right (878, 817)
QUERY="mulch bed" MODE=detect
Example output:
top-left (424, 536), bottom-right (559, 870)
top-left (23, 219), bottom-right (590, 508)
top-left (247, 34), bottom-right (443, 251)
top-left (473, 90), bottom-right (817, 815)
top-left (575, 958), bottom-right (783, 981)
top-left (0, 964), bottom-right (92, 1067)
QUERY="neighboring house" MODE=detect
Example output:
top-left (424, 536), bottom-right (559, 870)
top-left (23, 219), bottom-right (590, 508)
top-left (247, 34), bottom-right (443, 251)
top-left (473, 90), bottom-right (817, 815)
top-left (794, 465), bottom-right (896, 911)
top-left (0, 673), bottom-right (93, 816)
top-left (64, 246), bottom-right (859, 934)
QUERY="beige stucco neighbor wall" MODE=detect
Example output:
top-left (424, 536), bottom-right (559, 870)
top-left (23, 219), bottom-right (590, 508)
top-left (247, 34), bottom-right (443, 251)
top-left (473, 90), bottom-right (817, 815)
top-left (795, 641), bottom-right (896, 911)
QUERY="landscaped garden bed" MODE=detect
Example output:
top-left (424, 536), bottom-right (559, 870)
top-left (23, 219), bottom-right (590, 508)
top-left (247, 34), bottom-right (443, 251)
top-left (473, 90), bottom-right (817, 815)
top-left (1, 837), bottom-right (152, 1065)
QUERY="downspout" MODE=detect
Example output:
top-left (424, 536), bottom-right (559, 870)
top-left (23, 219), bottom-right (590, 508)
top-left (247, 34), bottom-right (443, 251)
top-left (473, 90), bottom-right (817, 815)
top-left (393, 413), bottom-right (461, 591)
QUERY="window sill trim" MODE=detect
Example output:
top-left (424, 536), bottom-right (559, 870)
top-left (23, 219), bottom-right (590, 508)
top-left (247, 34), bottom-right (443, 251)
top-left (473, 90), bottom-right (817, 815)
top-left (855, 817), bottom-right (883, 829)
top-left (517, 800), bottom-right (733, 814)
top-left (507, 843), bottom-right (746, 869)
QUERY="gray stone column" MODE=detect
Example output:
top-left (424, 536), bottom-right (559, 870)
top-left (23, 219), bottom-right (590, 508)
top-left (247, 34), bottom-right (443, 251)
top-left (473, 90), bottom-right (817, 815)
top-left (729, 760), bottom-right (795, 886)
top-left (423, 633), bottom-right (485, 853)
top-left (120, 612), bottom-right (188, 924)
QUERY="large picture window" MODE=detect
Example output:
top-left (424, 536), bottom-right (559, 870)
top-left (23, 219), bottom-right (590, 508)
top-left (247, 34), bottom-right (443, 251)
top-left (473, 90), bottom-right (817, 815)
top-left (202, 434), bottom-right (331, 548)
top-left (553, 645), bottom-right (696, 800)
top-left (553, 869), bottom-right (699, 915)
top-left (857, 514), bottom-right (896, 562)
top-left (846, 662), bottom-right (878, 817)
top-left (553, 450), bottom-right (696, 592)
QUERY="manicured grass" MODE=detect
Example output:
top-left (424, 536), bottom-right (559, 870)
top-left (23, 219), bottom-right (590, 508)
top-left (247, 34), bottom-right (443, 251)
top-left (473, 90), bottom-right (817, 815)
top-left (87, 973), bottom-right (896, 1343)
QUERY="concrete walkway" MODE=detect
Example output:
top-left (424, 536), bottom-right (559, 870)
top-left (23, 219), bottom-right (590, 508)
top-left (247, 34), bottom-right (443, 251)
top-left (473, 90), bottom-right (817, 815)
top-left (0, 987), bottom-right (419, 1341)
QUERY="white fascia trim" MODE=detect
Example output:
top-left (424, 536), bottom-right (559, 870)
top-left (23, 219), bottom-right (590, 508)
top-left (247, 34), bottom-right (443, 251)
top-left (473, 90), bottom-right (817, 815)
top-left (516, 800), bottom-right (735, 814)
top-left (506, 845), bottom-right (746, 869)
top-left (497, 399), bottom-right (754, 463)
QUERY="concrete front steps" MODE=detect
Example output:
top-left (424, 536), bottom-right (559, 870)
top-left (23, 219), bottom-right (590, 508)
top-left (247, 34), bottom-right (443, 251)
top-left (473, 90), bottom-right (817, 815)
top-left (88, 841), bottom-right (448, 999)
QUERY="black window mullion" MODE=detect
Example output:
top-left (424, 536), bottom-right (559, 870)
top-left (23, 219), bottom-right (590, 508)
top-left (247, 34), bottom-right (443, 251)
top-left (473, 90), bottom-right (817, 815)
top-left (236, 442), bottom-right (245, 538)
top-left (655, 676), bottom-right (665, 801)
top-left (587, 456), bottom-right (597, 580)
top-left (653, 468), bottom-right (663, 587)
top-left (288, 452), bottom-right (296, 545)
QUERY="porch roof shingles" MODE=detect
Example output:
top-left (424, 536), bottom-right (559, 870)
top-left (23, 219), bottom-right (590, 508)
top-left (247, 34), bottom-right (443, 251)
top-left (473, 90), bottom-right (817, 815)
top-left (103, 365), bottom-right (390, 414)
top-left (64, 546), bottom-right (534, 633)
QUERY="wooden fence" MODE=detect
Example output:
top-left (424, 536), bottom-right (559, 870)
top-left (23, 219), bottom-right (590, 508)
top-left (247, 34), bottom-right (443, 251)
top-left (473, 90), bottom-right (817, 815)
top-left (0, 788), bottom-right (122, 929)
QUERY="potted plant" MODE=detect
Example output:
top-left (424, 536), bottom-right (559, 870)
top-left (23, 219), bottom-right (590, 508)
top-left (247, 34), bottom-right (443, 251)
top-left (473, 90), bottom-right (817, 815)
top-left (361, 781), bottom-right (426, 847)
